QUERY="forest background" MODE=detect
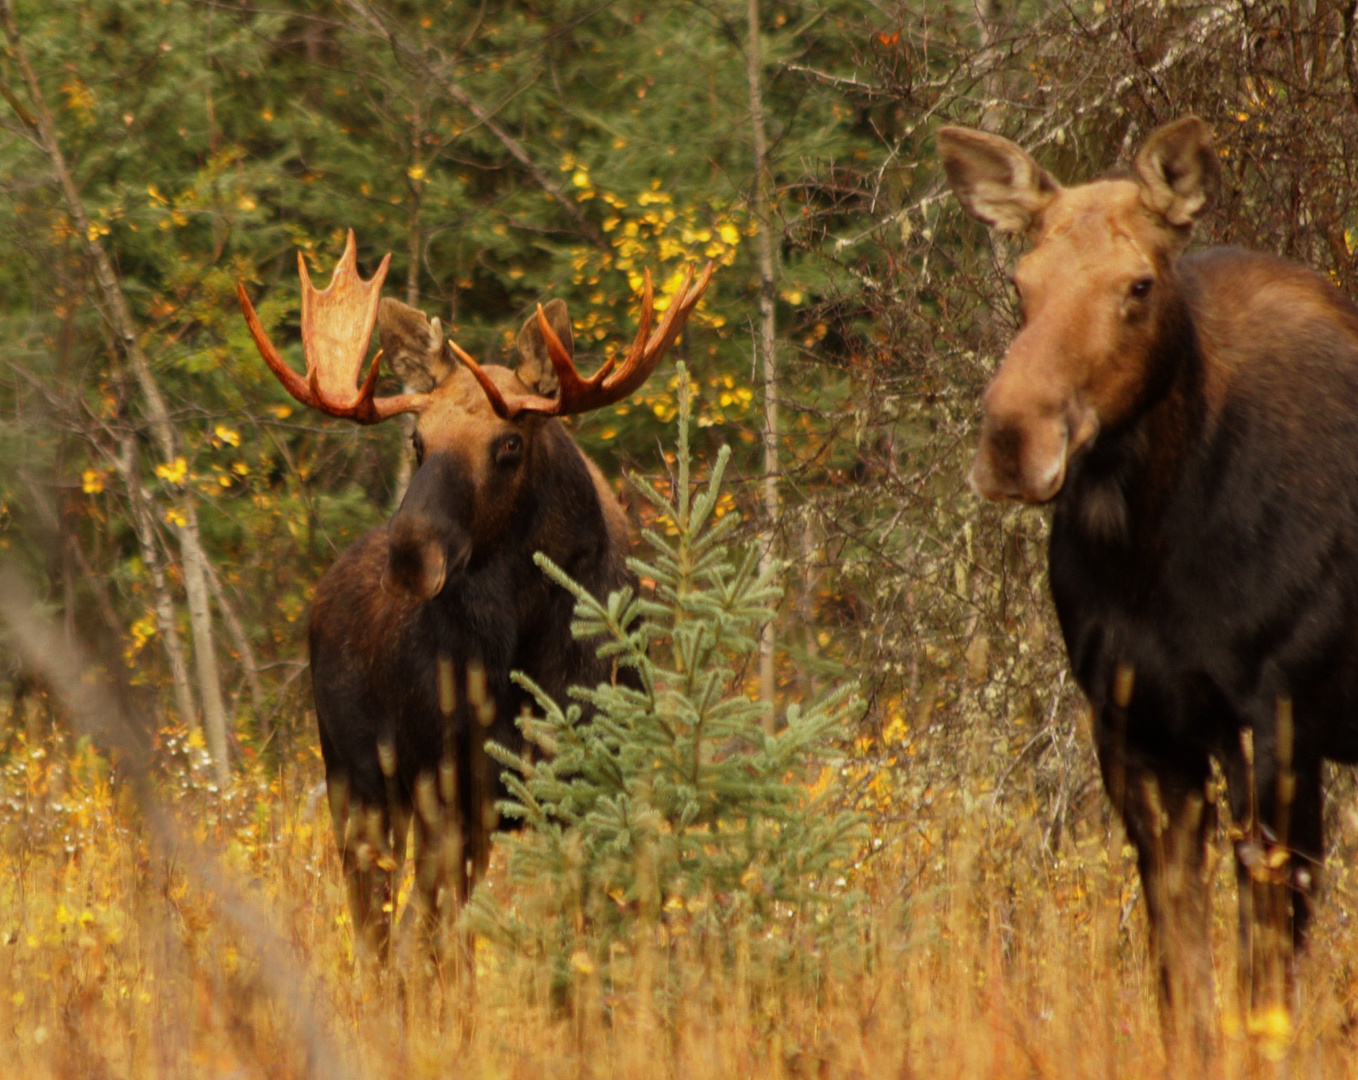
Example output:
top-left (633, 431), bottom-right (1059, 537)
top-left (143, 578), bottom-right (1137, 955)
top-left (7, 0), bottom-right (1358, 1076)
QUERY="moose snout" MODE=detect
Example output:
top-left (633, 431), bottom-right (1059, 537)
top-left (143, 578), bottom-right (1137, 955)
top-left (385, 516), bottom-right (470, 600)
top-left (970, 410), bottom-right (1072, 503)
top-left (383, 453), bottom-right (475, 600)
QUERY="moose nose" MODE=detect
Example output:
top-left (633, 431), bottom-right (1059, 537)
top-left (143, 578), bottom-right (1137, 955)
top-left (385, 517), bottom-right (472, 600)
top-left (383, 453), bottom-right (474, 600)
top-left (970, 413), bottom-right (1069, 503)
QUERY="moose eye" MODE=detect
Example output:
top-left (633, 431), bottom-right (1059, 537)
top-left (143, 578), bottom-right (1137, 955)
top-left (495, 433), bottom-right (524, 467)
top-left (411, 431), bottom-right (426, 465)
top-left (1129, 277), bottom-right (1154, 300)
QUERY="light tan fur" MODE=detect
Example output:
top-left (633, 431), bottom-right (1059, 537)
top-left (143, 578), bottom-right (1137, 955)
top-left (938, 118), bottom-right (1217, 503)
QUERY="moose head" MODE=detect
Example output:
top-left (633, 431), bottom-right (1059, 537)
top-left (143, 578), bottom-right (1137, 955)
top-left (238, 232), bottom-right (713, 600)
top-left (938, 117), bottom-right (1219, 503)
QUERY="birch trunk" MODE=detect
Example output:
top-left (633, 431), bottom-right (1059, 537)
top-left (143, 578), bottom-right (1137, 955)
top-left (2, 0), bottom-right (230, 783)
top-left (203, 558), bottom-right (267, 738)
top-left (109, 440), bottom-right (197, 733)
top-left (392, 86), bottom-right (425, 510)
top-left (745, 0), bottom-right (780, 732)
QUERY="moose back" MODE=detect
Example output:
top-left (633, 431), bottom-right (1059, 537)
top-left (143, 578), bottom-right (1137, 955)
top-left (239, 234), bottom-right (711, 957)
top-left (940, 117), bottom-right (1358, 1041)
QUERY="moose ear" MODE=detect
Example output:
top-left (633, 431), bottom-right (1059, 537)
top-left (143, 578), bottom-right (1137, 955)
top-left (1134, 116), bottom-right (1218, 229)
top-left (378, 297), bottom-right (455, 393)
top-left (938, 126), bottom-right (1060, 233)
top-left (515, 298), bottom-right (571, 398)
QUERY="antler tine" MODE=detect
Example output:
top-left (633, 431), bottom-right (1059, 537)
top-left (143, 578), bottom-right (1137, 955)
top-left (641, 260), bottom-right (715, 362)
top-left (238, 282), bottom-right (319, 409)
top-left (585, 260), bottom-right (713, 407)
top-left (602, 268), bottom-right (656, 392)
top-left (534, 295), bottom-right (619, 398)
top-left (453, 261), bottom-right (715, 420)
top-left (449, 337), bottom-right (531, 420)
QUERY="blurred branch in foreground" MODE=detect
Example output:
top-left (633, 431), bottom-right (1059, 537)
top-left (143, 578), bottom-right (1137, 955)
top-left (0, 566), bottom-right (358, 1080)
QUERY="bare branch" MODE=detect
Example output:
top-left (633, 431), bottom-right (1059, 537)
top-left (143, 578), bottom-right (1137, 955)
top-left (337, 0), bottom-right (610, 252)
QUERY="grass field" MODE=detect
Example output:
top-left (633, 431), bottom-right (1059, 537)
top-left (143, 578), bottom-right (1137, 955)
top-left (5, 728), bottom-right (1358, 1079)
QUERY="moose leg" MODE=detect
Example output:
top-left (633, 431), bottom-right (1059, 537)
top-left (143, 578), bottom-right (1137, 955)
top-left (1096, 715), bottom-right (1216, 1053)
top-left (1227, 735), bottom-right (1322, 1018)
top-left (327, 774), bottom-right (405, 962)
top-left (411, 767), bottom-right (468, 962)
top-left (340, 802), bottom-right (398, 959)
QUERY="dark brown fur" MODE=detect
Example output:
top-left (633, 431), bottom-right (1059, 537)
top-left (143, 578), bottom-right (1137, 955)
top-left (941, 117), bottom-right (1358, 1050)
top-left (314, 300), bottom-right (634, 960)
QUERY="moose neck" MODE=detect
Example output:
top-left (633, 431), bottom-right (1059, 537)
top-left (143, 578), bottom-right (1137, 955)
top-left (1057, 273), bottom-right (1206, 553)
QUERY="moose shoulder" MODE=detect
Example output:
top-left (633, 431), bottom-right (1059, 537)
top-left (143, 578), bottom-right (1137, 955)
top-left (940, 117), bottom-right (1358, 1042)
top-left (238, 235), bottom-right (711, 959)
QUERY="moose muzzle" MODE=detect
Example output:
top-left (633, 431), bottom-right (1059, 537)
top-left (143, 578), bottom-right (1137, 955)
top-left (384, 454), bottom-right (474, 601)
top-left (969, 349), bottom-right (1099, 503)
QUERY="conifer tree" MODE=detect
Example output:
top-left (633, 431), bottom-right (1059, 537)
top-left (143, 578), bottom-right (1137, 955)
top-left (476, 364), bottom-right (863, 983)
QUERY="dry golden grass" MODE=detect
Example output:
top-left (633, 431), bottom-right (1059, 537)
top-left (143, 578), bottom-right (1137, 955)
top-left (5, 730), bottom-right (1358, 1079)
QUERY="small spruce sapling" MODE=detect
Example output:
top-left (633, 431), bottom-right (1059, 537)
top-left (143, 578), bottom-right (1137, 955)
top-left (473, 364), bottom-right (863, 984)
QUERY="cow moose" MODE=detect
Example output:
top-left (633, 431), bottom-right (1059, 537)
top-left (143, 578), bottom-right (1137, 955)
top-left (939, 117), bottom-right (1358, 1041)
top-left (238, 233), bottom-right (712, 959)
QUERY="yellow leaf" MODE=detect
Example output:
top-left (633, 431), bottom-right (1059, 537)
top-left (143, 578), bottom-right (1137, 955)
top-left (81, 469), bottom-right (104, 495)
top-left (214, 424), bottom-right (240, 447)
top-left (570, 950), bottom-right (595, 975)
top-left (1246, 1005), bottom-right (1292, 1061)
top-left (155, 457), bottom-right (187, 485)
top-left (270, 404), bottom-right (293, 420)
top-left (164, 507), bottom-right (186, 527)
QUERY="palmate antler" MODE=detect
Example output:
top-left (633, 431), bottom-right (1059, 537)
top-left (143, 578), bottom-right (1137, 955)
top-left (237, 230), bottom-right (428, 424)
top-left (239, 231), bottom-right (713, 424)
top-left (456, 261), bottom-right (715, 420)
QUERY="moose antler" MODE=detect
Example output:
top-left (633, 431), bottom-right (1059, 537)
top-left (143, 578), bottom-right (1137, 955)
top-left (237, 230), bottom-right (429, 424)
top-left (457, 261), bottom-right (715, 420)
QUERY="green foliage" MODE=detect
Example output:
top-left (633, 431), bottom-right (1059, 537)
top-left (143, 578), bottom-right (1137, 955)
top-left (474, 365), bottom-right (863, 986)
top-left (0, 0), bottom-right (880, 749)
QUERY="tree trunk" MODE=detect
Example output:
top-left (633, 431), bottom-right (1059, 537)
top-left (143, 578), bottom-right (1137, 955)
top-left (109, 439), bottom-right (197, 733)
top-left (745, 0), bottom-right (780, 732)
top-left (2, 0), bottom-right (230, 784)
top-left (392, 84), bottom-right (425, 510)
top-left (203, 558), bottom-right (267, 740)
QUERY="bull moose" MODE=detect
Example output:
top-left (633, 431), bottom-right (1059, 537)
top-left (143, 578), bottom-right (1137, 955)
top-left (939, 117), bottom-right (1358, 1039)
top-left (238, 233), bottom-right (711, 958)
